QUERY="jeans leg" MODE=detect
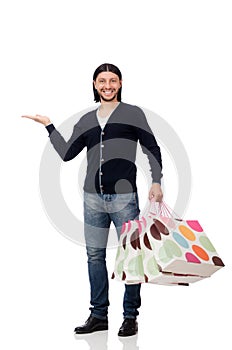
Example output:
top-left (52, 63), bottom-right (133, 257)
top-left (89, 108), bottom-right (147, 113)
top-left (123, 284), bottom-right (141, 319)
top-left (84, 192), bottom-right (111, 320)
top-left (86, 246), bottom-right (109, 320)
top-left (110, 192), bottom-right (141, 319)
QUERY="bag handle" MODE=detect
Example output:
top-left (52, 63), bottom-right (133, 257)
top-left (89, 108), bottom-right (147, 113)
top-left (162, 200), bottom-right (182, 219)
top-left (148, 199), bottom-right (181, 220)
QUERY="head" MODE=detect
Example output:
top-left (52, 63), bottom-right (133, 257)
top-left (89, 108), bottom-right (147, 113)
top-left (93, 63), bottom-right (122, 103)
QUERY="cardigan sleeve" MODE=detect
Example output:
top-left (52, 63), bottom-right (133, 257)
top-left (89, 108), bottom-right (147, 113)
top-left (45, 122), bottom-right (86, 161)
top-left (135, 109), bottom-right (163, 184)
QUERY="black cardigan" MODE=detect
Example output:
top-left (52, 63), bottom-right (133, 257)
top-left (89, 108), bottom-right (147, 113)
top-left (46, 102), bottom-right (163, 194)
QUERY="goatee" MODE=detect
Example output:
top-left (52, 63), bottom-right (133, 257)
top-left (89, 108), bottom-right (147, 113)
top-left (100, 93), bottom-right (118, 102)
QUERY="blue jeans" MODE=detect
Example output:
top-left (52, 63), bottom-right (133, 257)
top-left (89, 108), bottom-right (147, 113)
top-left (84, 191), bottom-right (141, 320)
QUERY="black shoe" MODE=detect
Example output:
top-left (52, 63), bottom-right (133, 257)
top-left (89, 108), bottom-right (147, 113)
top-left (118, 318), bottom-right (138, 337)
top-left (74, 315), bottom-right (108, 334)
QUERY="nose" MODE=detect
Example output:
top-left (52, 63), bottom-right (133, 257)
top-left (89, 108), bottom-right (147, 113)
top-left (104, 81), bottom-right (111, 89)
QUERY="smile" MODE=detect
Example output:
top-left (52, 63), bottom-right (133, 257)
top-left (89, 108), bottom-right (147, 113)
top-left (102, 90), bottom-right (115, 95)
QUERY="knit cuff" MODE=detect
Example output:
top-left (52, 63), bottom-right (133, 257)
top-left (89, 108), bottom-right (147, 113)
top-left (45, 123), bottom-right (55, 135)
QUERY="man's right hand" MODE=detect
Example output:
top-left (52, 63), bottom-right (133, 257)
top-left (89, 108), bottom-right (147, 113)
top-left (21, 114), bottom-right (51, 126)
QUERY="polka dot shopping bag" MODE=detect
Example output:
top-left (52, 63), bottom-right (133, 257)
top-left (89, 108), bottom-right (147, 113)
top-left (112, 219), bottom-right (144, 284)
top-left (145, 201), bottom-right (225, 279)
top-left (112, 201), bottom-right (224, 286)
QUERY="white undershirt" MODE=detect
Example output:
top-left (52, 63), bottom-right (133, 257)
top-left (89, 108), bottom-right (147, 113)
top-left (96, 112), bottom-right (111, 130)
top-left (96, 102), bottom-right (120, 129)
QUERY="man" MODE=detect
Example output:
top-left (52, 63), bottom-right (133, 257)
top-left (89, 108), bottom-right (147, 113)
top-left (22, 63), bottom-right (163, 337)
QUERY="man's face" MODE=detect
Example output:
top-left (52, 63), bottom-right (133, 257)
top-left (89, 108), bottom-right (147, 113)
top-left (94, 71), bottom-right (122, 102)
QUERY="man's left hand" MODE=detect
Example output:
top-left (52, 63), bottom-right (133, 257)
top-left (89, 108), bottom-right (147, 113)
top-left (148, 183), bottom-right (163, 202)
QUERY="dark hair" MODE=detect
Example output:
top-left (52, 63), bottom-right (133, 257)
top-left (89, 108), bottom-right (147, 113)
top-left (93, 63), bottom-right (122, 103)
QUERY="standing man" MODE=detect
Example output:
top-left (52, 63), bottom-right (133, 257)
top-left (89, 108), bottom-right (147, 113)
top-left (22, 63), bottom-right (163, 337)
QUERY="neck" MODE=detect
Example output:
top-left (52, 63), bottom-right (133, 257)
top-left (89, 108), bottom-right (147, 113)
top-left (99, 101), bottom-right (119, 110)
top-left (98, 101), bottom-right (120, 118)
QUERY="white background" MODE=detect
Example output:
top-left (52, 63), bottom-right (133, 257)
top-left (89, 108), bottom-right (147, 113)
top-left (1, 1), bottom-right (231, 349)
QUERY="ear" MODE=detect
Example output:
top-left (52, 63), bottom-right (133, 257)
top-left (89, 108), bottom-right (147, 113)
top-left (93, 80), bottom-right (97, 89)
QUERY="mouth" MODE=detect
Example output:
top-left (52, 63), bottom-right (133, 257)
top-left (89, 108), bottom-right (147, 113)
top-left (102, 90), bottom-right (115, 96)
top-left (98, 89), bottom-right (118, 102)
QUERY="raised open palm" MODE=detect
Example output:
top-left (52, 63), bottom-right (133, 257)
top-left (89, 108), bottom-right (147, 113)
top-left (21, 114), bottom-right (51, 126)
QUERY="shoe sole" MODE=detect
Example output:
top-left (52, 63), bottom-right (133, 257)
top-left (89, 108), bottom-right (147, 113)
top-left (118, 332), bottom-right (138, 337)
top-left (74, 326), bottom-right (108, 335)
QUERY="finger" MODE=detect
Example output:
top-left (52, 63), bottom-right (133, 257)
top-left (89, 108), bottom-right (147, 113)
top-left (152, 193), bottom-right (163, 202)
top-left (21, 115), bottom-right (35, 119)
top-left (149, 193), bottom-right (155, 201)
top-left (148, 190), bottom-right (153, 200)
top-left (156, 194), bottom-right (163, 203)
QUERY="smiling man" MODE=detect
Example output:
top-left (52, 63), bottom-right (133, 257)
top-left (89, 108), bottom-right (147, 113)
top-left (22, 63), bottom-right (163, 337)
top-left (94, 71), bottom-right (121, 102)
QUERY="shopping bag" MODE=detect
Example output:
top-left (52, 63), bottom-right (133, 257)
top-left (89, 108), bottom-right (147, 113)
top-left (112, 219), bottom-right (144, 284)
top-left (112, 214), bottom-right (206, 286)
top-left (136, 215), bottom-right (206, 286)
top-left (146, 202), bottom-right (225, 278)
top-left (112, 200), bottom-right (224, 286)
